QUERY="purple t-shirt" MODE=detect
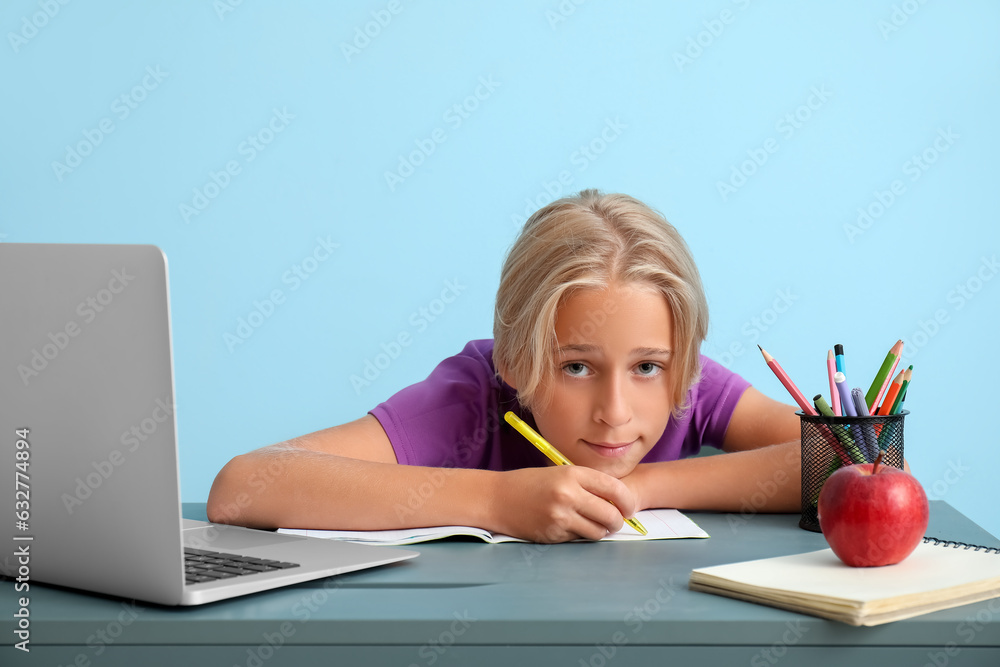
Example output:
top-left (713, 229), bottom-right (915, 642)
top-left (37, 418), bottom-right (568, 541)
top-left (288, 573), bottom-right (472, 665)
top-left (370, 339), bottom-right (750, 471)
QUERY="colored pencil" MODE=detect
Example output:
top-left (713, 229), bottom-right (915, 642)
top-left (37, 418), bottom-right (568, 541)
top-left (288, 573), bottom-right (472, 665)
top-left (866, 340), bottom-right (903, 412)
top-left (889, 366), bottom-right (913, 415)
top-left (758, 345), bottom-right (817, 415)
top-left (897, 385), bottom-right (909, 412)
top-left (875, 370), bottom-right (905, 416)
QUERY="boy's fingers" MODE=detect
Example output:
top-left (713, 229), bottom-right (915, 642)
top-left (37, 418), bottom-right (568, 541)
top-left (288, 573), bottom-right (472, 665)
top-left (570, 514), bottom-right (617, 542)
top-left (576, 490), bottom-right (626, 536)
top-left (577, 468), bottom-right (637, 520)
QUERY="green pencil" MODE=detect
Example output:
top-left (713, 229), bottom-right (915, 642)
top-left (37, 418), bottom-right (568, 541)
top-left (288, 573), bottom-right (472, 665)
top-left (865, 340), bottom-right (903, 411)
top-left (875, 365), bottom-right (914, 453)
top-left (889, 366), bottom-right (913, 415)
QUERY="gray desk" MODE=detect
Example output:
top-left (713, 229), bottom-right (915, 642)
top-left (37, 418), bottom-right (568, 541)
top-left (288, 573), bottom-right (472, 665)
top-left (3, 501), bottom-right (999, 666)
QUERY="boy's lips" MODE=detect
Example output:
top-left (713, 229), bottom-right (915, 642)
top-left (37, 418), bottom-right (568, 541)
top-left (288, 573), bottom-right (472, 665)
top-left (583, 439), bottom-right (636, 458)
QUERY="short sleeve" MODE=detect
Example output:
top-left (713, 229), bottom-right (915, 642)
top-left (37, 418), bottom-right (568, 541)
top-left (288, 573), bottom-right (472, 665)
top-left (369, 340), bottom-right (523, 470)
top-left (691, 356), bottom-right (752, 452)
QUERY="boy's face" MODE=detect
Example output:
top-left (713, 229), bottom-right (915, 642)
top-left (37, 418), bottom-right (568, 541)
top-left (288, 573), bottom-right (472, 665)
top-left (529, 282), bottom-right (675, 479)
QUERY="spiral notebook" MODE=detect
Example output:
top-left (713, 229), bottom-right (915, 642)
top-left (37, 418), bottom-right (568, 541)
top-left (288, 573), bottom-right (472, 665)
top-left (689, 537), bottom-right (1000, 626)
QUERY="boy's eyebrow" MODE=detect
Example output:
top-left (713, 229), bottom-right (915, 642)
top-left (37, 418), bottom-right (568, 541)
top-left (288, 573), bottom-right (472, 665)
top-left (557, 343), bottom-right (601, 354)
top-left (556, 344), bottom-right (672, 357)
top-left (633, 346), bottom-right (673, 357)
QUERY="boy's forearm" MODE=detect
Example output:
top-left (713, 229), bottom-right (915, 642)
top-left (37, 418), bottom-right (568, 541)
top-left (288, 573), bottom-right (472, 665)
top-left (629, 441), bottom-right (802, 513)
top-left (207, 447), bottom-right (498, 531)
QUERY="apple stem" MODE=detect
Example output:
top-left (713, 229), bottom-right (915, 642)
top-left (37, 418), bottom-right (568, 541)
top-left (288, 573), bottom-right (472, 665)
top-left (872, 450), bottom-right (884, 475)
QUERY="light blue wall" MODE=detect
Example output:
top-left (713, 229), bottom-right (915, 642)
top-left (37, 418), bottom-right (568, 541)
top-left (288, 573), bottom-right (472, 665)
top-left (3, 1), bottom-right (998, 537)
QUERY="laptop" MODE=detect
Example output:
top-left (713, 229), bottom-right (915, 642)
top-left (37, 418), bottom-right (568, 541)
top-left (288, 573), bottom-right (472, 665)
top-left (0, 243), bottom-right (417, 605)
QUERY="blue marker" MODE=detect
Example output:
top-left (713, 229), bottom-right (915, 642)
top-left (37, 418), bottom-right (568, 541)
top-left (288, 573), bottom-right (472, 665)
top-left (834, 343), bottom-right (845, 375)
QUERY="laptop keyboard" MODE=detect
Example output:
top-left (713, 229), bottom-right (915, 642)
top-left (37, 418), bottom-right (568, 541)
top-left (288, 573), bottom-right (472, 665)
top-left (184, 547), bottom-right (300, 585)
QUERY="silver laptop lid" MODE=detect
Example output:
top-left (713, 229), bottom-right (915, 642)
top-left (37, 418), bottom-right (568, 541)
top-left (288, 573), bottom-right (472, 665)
top-left (1, 244), bottom-right (185, 604)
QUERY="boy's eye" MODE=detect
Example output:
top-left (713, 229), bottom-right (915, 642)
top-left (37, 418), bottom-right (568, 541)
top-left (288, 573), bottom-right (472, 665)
top-left (635, 362), bottom-right (660, 376)
top-left (563, 362), bottom-right (591, 377)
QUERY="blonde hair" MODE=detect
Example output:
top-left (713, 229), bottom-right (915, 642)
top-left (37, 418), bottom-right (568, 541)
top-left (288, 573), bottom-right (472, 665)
top-left (493, 189), bottom-right (709, 415)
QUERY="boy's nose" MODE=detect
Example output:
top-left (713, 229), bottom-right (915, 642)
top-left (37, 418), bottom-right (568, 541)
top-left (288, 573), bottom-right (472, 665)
top-left (594, 375), bottom-right (632, 428)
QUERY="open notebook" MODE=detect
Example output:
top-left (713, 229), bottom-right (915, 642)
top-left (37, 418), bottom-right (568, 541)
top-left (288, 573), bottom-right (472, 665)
top-left (689, 537), bottom-right (1000, 626)
top-left (279, 509), bottom-right (709, 545)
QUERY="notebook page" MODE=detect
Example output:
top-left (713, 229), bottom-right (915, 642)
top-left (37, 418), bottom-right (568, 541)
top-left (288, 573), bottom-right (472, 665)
top-left (604, 509), bottom-right (710, 541)
top-left (279, 509), bottom-right (708, 545)
top-left (280, 524), bottom-right (495, 545)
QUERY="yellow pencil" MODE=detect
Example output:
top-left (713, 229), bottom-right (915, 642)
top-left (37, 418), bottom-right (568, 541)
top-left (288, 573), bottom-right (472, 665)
top-left (504, 411), bottom-right (648, 536)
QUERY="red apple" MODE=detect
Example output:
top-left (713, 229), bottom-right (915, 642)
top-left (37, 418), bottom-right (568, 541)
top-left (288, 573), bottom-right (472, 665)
top-left (817, 456), bottom-right (929, 567)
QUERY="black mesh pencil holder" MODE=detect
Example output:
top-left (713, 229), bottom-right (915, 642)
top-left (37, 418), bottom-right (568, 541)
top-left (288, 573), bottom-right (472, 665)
top-left (798, 411), bottom-right (907, 532)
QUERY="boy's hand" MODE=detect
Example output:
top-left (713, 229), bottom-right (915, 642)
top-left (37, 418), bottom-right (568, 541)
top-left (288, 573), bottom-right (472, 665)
top-left (487, 466), bottom-right (637, 543)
